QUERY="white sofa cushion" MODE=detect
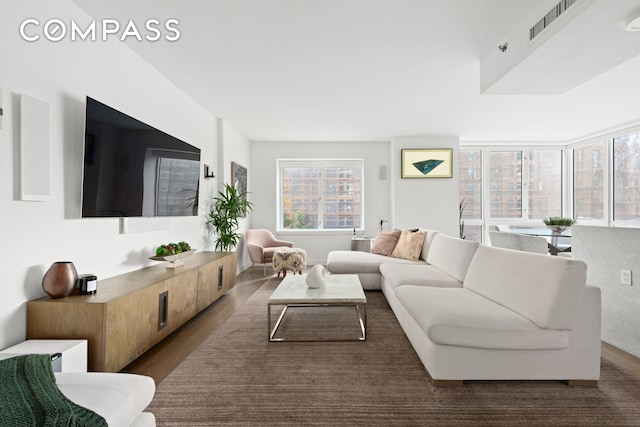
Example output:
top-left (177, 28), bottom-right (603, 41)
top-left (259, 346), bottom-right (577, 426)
top-left (463, 245), bottom-right (587, 330)
top-left (425, 234), bottom-right (480, 282)
top-left (56, 372), bottom-right (155, 427)
top-left (380, 264), bottom-right (462, 289)
top-left (418, 229), bottom-right (440, 261)
top-left (395, 286), bottom-right (570, 350)
top-left (326, 250), bottom-right (425, 275)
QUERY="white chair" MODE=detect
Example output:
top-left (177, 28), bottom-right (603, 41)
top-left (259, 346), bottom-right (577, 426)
top-left (488, 231), bottom-right (549, 254)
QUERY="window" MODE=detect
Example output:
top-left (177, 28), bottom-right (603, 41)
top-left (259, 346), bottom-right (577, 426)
top-left (459, 150), bottom-right (482, 241)
top-left (489, 151), bottom-right (522, 218)
top-left (574, 141), bottom-right (606, 221)
top-left (527, 150), bottom-right (562, 219)
top-left (278, 160), bottom-right (363, 231)
top-left (459, 147), bottom-right (564, 242)
top-left (462, 224), bottom-right (482, 242)
top-left (488, 150), bottom-right (562, 220)
top-left (613, 132), bottom-right (640, 221)
top-left (460, 127), bottom-right (640, 236)
top-left (459, 150), bottom-right (481, 219)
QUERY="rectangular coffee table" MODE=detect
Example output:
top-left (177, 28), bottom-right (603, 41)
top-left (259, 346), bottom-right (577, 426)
top-left (268, 274), bottom-right (367, 342)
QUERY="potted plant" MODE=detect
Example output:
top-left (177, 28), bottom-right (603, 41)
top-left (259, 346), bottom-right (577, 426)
top-left (543, 217), bottom-right (575, 234)
top-left (206, 183), bottom-right (254, 251)
top-left (459, 198), bottom-right (466, 239)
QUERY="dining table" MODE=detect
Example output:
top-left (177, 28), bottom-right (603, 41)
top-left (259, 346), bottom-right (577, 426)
top-left (505, 228), bottom-right (572, 256)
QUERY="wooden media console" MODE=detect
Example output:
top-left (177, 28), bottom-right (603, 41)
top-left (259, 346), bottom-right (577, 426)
top-left (27, 251), bottom-right (236, 372)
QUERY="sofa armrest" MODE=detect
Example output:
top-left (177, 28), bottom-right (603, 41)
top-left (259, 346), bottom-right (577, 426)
top-left (564, 285), bottom-right (601, 380)
top-left (56, 372), bottom-right (155, 427)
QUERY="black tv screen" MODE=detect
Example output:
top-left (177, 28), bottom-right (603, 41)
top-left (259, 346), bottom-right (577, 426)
top-left (81, 97), bottom-right (200, 218)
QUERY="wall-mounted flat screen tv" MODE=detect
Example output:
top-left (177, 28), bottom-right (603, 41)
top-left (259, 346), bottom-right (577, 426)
top-left (81, 97), bottom-right (200, 218)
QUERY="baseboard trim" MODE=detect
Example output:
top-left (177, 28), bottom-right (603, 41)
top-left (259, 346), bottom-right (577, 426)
top-left (601, 341), bottom-right (640, 375)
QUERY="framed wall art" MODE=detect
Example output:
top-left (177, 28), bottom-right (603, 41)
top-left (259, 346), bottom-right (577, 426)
top-left (231, 161), bottom-right (247, 196)
top-left (401, 148), bottom-right (453, 179)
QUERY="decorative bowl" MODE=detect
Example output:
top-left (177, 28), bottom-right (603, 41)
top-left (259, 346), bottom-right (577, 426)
top-left (150, 249), bottom-right (196, 268)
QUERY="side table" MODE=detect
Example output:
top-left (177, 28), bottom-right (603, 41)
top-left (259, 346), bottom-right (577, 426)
top-left (351, 237), bottom-right (372, 252)
top-left (0, 339), bottom-right (88, 372)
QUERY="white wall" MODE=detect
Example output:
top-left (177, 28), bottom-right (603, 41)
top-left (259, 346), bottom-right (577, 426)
top-left (218, 119), bottom-right (252, 272)
top-left (0, 1), bottom-right (217, 348)
top-left (249, 141), bottom-right (392, 264)
top-left (390, 135), bottom-right (460, 236)
top-left (572, 225), bottom-right (640, 358)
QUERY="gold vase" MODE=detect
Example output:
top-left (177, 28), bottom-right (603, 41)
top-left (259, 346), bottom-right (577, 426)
top-left (42, 261), bottom-right (78, 298)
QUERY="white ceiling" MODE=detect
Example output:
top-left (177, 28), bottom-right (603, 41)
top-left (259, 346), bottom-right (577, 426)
top-left (71, 0), bottom-right (640, 142)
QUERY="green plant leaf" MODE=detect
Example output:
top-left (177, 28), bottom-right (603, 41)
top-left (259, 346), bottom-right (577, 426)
top-left (543, 217), bottom-right (575, 227)
top-left (206, 183), bottom-right (254, 251)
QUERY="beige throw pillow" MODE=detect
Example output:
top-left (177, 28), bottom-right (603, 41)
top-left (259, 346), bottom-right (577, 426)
top-left (391, 230), bottom-right (427, 261)
top-left (370, 230), bottom-right (401, 256)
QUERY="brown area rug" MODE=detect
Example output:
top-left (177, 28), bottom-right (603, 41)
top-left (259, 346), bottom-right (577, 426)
top-left (149, 278), bottom-right (640, 426)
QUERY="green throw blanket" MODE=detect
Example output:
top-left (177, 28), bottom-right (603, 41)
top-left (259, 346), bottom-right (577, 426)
top-left (0, 354), bottom-right (107, 427)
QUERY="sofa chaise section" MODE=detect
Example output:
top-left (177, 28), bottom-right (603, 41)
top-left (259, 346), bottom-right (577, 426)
top-left (326, 229), bottom-right (440, 289)
top-left (327, 250), bottom-right (426, 289)
top-left (326, 230), bottom-right (474, 290)
top-left (382, 245), bottom-right (601, 385)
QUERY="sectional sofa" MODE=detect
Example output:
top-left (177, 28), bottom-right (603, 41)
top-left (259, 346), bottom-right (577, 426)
top-left (326, 230), bottom-right (601, 385)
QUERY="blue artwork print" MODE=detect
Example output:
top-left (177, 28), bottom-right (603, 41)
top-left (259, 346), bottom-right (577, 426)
top-left (401, 148), bottom-right (452, 178)
top-left (412, 159), bottom-right (444, 175)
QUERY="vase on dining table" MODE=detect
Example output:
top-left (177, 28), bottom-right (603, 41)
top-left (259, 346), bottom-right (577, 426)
top-left (547, 225), bottom-right (569, 235)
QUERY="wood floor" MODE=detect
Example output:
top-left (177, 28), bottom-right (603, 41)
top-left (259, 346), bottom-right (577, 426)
top-left (122, 267), bottom-right (267, 383)
top-left (123, 268), bottom-right (640, 385)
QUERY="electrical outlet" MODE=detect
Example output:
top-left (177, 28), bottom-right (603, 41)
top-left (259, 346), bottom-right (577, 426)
top-left (621, 269), bottom-right (632, 286)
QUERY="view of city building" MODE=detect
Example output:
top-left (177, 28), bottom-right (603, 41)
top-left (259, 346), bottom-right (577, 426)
top-left (460, 149), bottom-right (562, 241)
top-left (613, 133), bottom-right (640, 221)
top-left (280, 164), bottom-right (363, 230)
top-left (279, 132), bottom-right (639, 236)
top-left (461, 131), bottom-right (640, 242)
top-left (574, 141), bottom-right (606, 221)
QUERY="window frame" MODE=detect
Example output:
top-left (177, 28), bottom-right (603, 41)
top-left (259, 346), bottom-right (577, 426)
top-left (276, 158), bottom-right (365, 234)
top-left (612, 132), bottom-right (640, 224)
top-left (459, 144), bottom-right (568, 243)
top-left (568, 124), bottom-right (640, 228)
top-left (461, 124), bottom-right (640, 242)
top-left (570, 139), bottom-right (608, 225)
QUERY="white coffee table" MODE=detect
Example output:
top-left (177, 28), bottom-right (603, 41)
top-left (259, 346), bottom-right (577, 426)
top-left (268, 274), bottom-right (367, 342)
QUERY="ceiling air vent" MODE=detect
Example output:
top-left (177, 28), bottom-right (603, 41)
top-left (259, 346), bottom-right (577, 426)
top-left (529, 0), bottom-right (579, 41)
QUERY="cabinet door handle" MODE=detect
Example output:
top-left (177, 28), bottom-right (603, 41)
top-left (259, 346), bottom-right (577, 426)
top-left (158, 291), bottom-right (169, 330)
top-left (218, 265), bottom-right (224, 291)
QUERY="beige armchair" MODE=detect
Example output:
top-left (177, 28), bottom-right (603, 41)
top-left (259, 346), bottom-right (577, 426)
top-left (246, 229), bottom-right (294, 275)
